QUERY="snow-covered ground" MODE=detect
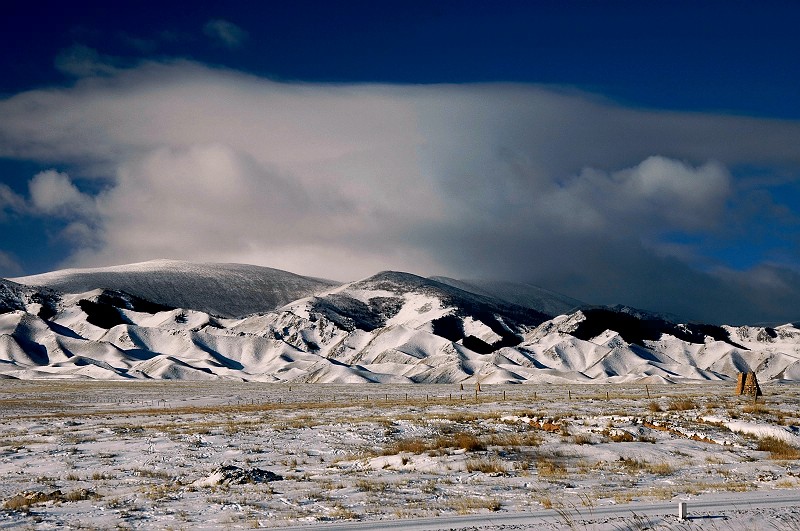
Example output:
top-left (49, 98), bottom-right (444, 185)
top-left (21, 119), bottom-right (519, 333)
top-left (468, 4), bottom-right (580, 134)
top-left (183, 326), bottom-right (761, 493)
top-left (2, 381), bottom-right (799, 529)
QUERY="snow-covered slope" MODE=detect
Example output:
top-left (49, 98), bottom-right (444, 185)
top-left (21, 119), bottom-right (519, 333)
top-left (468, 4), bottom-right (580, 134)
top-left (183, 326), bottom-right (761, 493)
top-left (430, 276), bottom-right (583, 317)
top-left (2, 261), bottom-right (800, 383)
top-left (12, 259), bottom-right (337, 318)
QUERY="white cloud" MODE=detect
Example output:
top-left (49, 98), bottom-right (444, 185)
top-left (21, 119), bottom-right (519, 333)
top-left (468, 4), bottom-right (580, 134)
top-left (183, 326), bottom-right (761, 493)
top-left (203, 19), bottom-right (248, 49)
top-left (558, 156), bottom-right (731, 234)
top-left (0, 184), bottom-right (26, 218)
top-left (28, 170), bottom-right (95, 217)
top-left (0, 61), bottom-right (799, 322)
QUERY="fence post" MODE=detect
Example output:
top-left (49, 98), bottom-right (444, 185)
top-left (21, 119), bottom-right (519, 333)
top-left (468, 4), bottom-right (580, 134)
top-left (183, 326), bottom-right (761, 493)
top-left (678, 501), bottom-right (688, 520)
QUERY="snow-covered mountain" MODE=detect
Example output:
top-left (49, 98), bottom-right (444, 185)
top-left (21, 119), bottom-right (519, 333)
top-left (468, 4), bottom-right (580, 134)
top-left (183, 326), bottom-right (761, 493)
top-left (12, 259), bottom-right (336, 318)
top-left (429, 276), bottom-right (583, 317)
top-left (2, 261), bottom-right (799, 383)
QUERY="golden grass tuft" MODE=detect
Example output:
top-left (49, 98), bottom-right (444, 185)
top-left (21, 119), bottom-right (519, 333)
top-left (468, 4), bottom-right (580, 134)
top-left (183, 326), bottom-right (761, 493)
top-left (355, 479), bottom-right (389, 493)
top-left (536, 457), bottom-right (566, 478)
top-left (449, 432), bottom-right (486, 452)
top-left (466, 457), bottom-right (506, 474)
top-left (667, 398), bottom-right (697, 411)
top-left (756, 436), bottom-right (800, 459)
top-left (450, 496), bottom-right (501, 514)
top-left (618, 458), bottom-right (674, 476)
top-left (647, 401), bottom-right (662, 413)
top-left (572, 434), bottom-right (593, 445)
top-left (384, 438), bottom-right (428, 455)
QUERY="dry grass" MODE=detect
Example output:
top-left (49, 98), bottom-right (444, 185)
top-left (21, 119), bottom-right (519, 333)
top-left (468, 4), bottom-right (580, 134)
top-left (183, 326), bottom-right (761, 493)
top-left (742, 402), bottom-right (772, 415)
top-left (466, 457), bottom-right (507, 474)
top-left (130, 467), bottom-right (172, 479)
top-left (648, 401), bottom-right (662, 412)
top-left (3, 489), bottom-right (96, 510)
top-left (603, 429), bottom-right (635, 443)
top-left (618, 458), bottom-right (674, 476)
top-left (384, 431), bottom-right (486, 455)
top-left (328, 503), bottom-right (358, 520)
top-left (536, 457), bottom-right (566, 478)
top-left (450, 496), bottom-right (501, 514)
top-left (756, 436), bottom-right (800, 459)
top-left (645, 462), bottom-right (675, 475)
top-left (487, 431), bottom-right (542, 447)
top-left (355, 479), bottom-right (390, 493)
top-left (667, 398), bottom-right (697, 411)
top-left (447, 432), bottom-right (486, 452)
top-left (572, 434), bottom-right (593, 445)
top-left (384, 438), bottom-right (428, 455)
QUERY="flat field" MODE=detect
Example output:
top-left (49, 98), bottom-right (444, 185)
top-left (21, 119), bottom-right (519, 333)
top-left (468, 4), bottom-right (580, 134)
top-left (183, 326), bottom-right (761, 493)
top-left (1, 381), bottom-right (800, 529)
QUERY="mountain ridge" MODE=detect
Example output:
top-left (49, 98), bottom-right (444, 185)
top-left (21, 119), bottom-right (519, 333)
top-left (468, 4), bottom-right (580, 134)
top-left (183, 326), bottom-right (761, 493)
top-left (2, 260), bottom-right (799, 383)
top-left (12, 259), bottom-right (337, 318)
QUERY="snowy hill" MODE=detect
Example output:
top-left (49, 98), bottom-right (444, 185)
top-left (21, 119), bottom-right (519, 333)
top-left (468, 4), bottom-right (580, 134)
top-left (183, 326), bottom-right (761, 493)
top-left (430, 276), bottom-right (583, 317)
top-left (12, 259), bottom-right (336, 318)
top-left (2, 261), bottom-right (800, 383)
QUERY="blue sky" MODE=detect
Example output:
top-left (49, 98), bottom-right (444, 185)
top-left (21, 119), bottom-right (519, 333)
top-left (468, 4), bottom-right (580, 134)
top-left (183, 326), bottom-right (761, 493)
top-left (1, 0), bottom-right (799, 324)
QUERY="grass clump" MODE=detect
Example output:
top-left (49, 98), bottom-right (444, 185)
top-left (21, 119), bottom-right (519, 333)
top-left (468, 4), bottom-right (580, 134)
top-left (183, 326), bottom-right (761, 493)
top-left (384, 431), bottom-right (486, 455)
top-left (466, 457), bottom-right (506, 474)
top-left (667, 398), bottom-right (697, 411)
top-left (756, 436), bottom-right (800, 459)
top-left (536, 457), bottom-right (566, 478)
top-left (618, 458), bottom-right (674, 476)
top-left (355, 479), bottom-right (389, 493)
top-left (441, 432), bottom-right (485, 452)
top-left (384, 438), bottom-right (427, 455)
top-left (3, 489), bottom-right (97, 510)
top-left (450, 496), bottom-right (501, 514)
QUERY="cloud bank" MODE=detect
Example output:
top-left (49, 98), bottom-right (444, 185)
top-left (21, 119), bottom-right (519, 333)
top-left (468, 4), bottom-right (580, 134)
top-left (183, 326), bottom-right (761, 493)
top-left (1, 61), bottom-right (800, 324)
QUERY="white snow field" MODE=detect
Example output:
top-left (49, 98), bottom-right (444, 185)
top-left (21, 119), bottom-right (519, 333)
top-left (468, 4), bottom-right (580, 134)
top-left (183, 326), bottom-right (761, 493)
top-left (3, 261), bottom-right (800, 528)
top-left (1, 381), bottom-right (800, 529)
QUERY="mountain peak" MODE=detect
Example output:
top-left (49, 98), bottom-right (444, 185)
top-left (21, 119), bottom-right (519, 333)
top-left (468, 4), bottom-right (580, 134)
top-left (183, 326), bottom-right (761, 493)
top-left (12, 260), bottom-right (337, 318)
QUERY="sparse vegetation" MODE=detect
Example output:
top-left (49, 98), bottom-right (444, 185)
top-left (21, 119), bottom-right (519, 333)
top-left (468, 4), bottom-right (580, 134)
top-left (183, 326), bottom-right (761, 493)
top-left (757, 436), bottom-right (800, 459)
top-left (667, 397), bottom-right (697, 411)
top-left (450, 496), bottom-right (501, 514)
top-left (536, 457), bottom-right (567, 478)
top-left (2, 381), bottom-right (799, 528)
top-left (466, 457), bottom-right (507, 474)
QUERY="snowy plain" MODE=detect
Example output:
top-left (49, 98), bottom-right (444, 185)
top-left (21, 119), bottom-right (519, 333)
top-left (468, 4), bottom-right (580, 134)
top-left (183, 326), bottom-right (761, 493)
top-left (2, 381), bottom-right (800, 529)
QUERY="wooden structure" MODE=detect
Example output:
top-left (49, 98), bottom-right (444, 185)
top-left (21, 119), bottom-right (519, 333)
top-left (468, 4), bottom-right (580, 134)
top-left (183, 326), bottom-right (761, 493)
top-left (735, 371), bottom-right (762, 397)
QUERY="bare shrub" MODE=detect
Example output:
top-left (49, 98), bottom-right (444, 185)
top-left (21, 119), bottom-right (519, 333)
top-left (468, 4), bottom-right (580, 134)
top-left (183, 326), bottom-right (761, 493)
top-left (648, 401), bottom-right (662, 413)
